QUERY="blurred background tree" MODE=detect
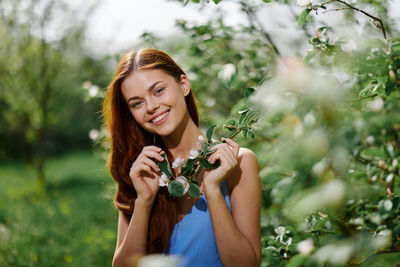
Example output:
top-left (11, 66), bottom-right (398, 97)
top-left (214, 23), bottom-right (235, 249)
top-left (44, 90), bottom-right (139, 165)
top-left (0, 0), bottom-right (110, 187)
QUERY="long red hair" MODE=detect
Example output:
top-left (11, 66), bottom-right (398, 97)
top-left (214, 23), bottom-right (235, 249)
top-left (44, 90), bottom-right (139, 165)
top-left (103, 48), bottom-right (199, 253)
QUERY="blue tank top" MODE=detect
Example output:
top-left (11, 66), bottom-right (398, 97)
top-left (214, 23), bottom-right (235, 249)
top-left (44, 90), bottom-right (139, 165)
top-left (168, 181), bottom-right (232, 267)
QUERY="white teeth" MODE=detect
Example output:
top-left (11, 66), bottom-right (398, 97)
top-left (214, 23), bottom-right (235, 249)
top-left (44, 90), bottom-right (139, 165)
top-left (152, 111), bottom-right (169, 123)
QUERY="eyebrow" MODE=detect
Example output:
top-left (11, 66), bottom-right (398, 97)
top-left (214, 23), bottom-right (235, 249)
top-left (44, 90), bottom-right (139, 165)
top-left (127, 81), bottom-right (163, 103)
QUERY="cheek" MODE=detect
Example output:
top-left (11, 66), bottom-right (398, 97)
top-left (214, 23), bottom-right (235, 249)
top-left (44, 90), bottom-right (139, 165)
top-left (130, 110), bottom-right (144, 124)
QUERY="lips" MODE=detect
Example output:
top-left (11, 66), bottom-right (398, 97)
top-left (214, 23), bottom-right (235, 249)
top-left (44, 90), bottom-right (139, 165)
top-left (149, 110), bottom-right (170, 123)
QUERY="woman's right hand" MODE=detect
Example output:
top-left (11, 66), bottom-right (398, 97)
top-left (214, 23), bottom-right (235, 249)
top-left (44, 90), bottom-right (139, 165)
top-left (129, 146), bottom-right (164, 205)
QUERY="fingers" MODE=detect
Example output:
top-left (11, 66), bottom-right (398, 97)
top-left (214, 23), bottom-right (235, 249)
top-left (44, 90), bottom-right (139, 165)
top-left (141, 158), bottom-right (160, 173)
top-left (143, 145), bottom-right (162, 152)
top-left (221, 137), bottom-right (240, 158)
top-left (130, 160), bottom-right (160, 178)
top-left (140, 149), bottom-right (164, 162)
top-left (142, 146), bottom-right (164, 161)
top-left (210, 139), bottom-right (239, 162)
top-left (130, 146), bottom-right (164, 178)
top-left (208, 146), bottom-right (237, 168)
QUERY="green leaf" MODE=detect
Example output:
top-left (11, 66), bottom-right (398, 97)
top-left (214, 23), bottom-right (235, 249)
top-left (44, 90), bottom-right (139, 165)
top-left (238, 109), bottom-right (249, 124)
top-left (262, 0), bottom-right (271, 2)
top-left (248, 131), bottom-right (255, 138)
top-left (224, 119), bottom-right (237, 132)
top-left (168, 180), bottom-right (185, 197)
top-left (245, 111), bottom-right (258, 124)
top-left (244, 87), bottom-right (256, 98)
top-left (391, 43), bottom-right (400, 55)
top-left (377, 75), bottom-right (388, 86)
top-left (242, 129), bottom-right (248, 137)
top-left (210, 160), bottom-right (221, 169)
top-left (225, 119), bottom-right (236, 126)
top-left (304, 49), bottom-right (319, 62)
top-left (204, 148), bottom-right (217, 156)
top-left (181, 158), bottom-right (196, 176)
top-left (206, 124), bottom-right (218, 140)
top-left (385, 81), bottom-right (395, 96)
top-left (239, 124), bottom-right (247, 130)
top-left (158, 153), bottom-right (174, 178)
top-left (188, 183), bottom-right (201, 198)
top-left (213, 0), bottom-right (222, 4)
top-left (286, 254), bottom-right (308, 267)
top-left (201, 158), bottom-right (212, 168)
top-left (361, 147), bottom-right (386, 159)
top-left (298, 9), bottom-right (311, 27)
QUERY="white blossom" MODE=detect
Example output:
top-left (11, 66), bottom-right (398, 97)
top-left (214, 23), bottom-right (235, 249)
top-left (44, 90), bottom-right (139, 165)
top-left (189, 149), bottom-right (199, 159)
top-left (297, 0), bottom-right (312, 7)
top-left (341, 40), bottom-right (357, 53)
top-left (176, 176), bottom-right (190, 194)
top-left (89, 129), bottom-right (99, 140)
top-left (392, 158), bottom-right (398, 168)
top-left (82, 81), bottom-right (91, 89)
top-left (366, 136), bottom-right (375, 144)
top-left (297, 239), bottom-right (314, 255)
top-left (88, 85), bottom-right (99, 97)
top-left (385, 173), bottom-right (393, 183)
top-left (368, 97), bottom-right (384, 111)
top-left (196, 135), bottom-right (206, 145)
top-left (205, 97), bottom-right (216, 107)
top-left (304, 112), bottom-right (316, 126)
top-left (218, 63), bottom-right (236, 82)
top-left (274, 226), bottom-right (288, 236)
top-left (172, 157), bottom-right (185, 169)
top-left (159, 173), bottom-right (168, 187)
top-left (384, 200), bottom-right (393, 211)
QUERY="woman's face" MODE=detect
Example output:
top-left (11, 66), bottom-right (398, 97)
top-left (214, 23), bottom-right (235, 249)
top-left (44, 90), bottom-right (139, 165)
top-left (121, 69), bottom-right (191, 136)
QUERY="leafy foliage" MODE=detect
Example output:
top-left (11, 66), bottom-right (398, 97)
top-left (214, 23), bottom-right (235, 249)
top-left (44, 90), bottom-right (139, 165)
top-left (169, 0), bottom-right (400, 265)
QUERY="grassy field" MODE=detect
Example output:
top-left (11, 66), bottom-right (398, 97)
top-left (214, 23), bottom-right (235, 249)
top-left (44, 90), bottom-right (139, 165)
top-left (0, 151), bottom-right (118, 266)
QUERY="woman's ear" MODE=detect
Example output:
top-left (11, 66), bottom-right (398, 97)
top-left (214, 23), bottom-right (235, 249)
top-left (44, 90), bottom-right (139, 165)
top-left (180, 74), bottom-right (191, 97)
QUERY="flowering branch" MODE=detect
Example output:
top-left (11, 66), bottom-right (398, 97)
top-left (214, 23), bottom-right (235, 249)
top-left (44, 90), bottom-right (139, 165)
top-left (157, 106), bottom-right (259, 198)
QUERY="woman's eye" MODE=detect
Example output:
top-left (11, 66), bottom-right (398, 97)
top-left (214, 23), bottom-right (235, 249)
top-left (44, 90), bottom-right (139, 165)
top-left (155, 88), bottom-right (164, 95)
top-left (130, 101), bottom-right (143, 108)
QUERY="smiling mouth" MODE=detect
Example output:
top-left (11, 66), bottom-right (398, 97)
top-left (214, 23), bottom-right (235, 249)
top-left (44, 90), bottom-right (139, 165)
top-left (151, 110), bottom-right (170, 123)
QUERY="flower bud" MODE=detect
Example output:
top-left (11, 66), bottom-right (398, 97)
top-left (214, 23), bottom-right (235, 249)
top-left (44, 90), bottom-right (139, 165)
top-left (378, 160), bottom-right (385, 169)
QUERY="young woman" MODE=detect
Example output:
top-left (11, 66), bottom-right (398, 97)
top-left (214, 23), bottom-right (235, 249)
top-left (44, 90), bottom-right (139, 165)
top-left (103, 48), bottom-right (261, 267)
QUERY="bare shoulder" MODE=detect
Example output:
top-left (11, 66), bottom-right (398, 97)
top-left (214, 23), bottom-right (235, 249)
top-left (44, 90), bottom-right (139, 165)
top-left (226, 147), bottom-right (260, 194)
top-left (238, 147), bottom-right (258, 165)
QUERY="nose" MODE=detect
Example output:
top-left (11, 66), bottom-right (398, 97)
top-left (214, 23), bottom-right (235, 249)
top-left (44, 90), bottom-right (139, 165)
top-left (145, 98), bottom-right (160, 113)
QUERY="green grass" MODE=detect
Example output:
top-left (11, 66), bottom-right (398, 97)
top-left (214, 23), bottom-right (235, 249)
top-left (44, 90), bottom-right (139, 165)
top-left (0, 150), bottom-right (118, 266)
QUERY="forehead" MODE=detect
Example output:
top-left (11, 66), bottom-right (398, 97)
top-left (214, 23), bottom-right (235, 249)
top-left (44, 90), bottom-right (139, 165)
top-left (121, 69), bottom-right (175, 95)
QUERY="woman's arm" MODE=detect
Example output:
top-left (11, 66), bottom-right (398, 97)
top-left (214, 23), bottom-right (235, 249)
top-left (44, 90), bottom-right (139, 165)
top-left (205, 147), bottom-right (262, 267)
top-left (112, 146), bottom-right (163, 266)
top-left (112, 198), bottom-right (153, 267)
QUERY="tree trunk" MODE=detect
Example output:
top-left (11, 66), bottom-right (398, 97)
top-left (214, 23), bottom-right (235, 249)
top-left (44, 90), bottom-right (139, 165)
top-left (33, 155), bottom-right (46, 188)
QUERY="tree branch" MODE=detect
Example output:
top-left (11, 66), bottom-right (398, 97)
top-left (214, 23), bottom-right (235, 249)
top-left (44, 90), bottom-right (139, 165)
top-left (321, 0), bottom-right (387, 39)
top-left (240, 1), bottom-right (281, 55)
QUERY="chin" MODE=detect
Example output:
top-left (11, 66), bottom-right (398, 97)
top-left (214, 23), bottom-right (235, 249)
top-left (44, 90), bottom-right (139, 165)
top-left (145, 124), bottom-right (176, 137)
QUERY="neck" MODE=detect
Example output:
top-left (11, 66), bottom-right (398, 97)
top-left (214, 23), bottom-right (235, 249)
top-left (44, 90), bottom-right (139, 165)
top-left (161, 113), bottom-right (204, 160)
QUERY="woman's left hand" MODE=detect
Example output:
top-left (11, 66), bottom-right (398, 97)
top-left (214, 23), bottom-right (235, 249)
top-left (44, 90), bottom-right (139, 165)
top-left (203, 137), bottom-right (240, 192)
